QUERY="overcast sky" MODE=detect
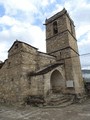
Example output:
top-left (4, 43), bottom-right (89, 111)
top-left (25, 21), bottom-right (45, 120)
top-left (0, 0), bottom-right (90, 65)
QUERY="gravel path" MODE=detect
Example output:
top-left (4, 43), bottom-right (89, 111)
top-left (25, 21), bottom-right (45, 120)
top-left (0, 98), bottom-right (90, 120)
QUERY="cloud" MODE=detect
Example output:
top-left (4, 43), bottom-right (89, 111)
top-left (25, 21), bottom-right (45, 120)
top-left (78, 31), bottom-right (90, 54)
top-left (0, 0), bottom-right (49, 61)
top-left (0, 0), bottom-right (55, 16)
top-left (0, 15), bottom-right (20, 26)
top-left (80, 54), bottom-right (90, 69)
top-left (0, 42), bottom-right (8, 61)
top-left (0, 16), bottom-right (45, 61)
top-left (0, 0), bottom-right (37, 15)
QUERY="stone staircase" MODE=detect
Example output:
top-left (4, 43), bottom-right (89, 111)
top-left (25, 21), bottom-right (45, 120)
top-left (44, 93), bottom-right (74, 107)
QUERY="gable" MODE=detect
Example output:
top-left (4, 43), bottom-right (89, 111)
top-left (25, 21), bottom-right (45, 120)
top-left (8, 40), bottom-right (22, 57)
top-left (8, 40), bottom-right (38, 57)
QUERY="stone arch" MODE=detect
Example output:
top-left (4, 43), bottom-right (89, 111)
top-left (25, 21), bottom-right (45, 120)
top-left (50, 69), bottom-right (65, 93)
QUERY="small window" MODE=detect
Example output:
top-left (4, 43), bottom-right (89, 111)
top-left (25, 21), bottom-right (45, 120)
top-left (7, 62), bottom-right (11, 68)
top-left (60, 51), bottom-right (62, 59)
top-left (8, 62), bottom-right (11, 66)
top-left (11, 78), bottom-right (14, 82)
top-left (15, 44), bottom-right (18, 49)
top-left (53, 21), bottom-right (58, 34)
top-left (70, 22), bottom-right (73, 34)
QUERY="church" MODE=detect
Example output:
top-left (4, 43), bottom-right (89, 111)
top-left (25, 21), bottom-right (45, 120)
top-left (0, 9), bottom-right (85, 105)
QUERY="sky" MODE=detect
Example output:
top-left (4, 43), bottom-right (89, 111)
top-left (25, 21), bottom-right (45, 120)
top-left (0, 0), bottom-right (90, 68)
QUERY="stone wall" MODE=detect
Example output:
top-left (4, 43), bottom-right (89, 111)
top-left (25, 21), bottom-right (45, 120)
top-left (0, 41), bottom-right (37, 104)
top-left (0, 40), bottom-right (57, 104)
top-left (27, 65), bottom-right (65, 98)
top-left (46, 31), bottom-right (69, 54)
top-left (50, 47), bottom-right (71, 60)
top-left (29, 75), bottom-right (44, 96)
top-left (65, 13), bottom-right (76, 37)
top-left (37, 52), bottom-right (56, 69)
top-left (46, 12), bottom-right (67, 39)
top-left (0, 63), bottom-right (23, 104)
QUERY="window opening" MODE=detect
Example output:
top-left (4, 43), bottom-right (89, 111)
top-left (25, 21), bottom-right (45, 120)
top-left (53, 21), bottom-right (58, 34)
top-left (15, 44), bottom-right (18, 49)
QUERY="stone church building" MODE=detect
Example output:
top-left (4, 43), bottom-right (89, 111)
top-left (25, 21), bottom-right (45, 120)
top-left (0, 9), bottom-right (85, 105)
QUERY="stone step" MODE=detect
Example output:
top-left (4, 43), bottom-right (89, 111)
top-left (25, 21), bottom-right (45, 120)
top-left (48, 97), bottom-right (71, 105)
top-left (49, 98), bottom-right (70, 105)
top-left (44, 101), bottom-right (73, 108)
top-left (45, 93), bottom-right (74, 107)
top-left (49, 95), bottom-right (69, 102)
top-left (49, 93), bottom-right (64, 97)
top-left (49, 95), bottom-right (64, 100)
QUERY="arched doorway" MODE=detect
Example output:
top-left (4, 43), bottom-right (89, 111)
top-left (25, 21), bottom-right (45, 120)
top-left (50, 70), bottom-right (64, 93)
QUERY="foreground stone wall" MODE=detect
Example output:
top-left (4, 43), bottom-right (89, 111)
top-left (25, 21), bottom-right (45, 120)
top-left (0, 40), bottom-right (56, 104)
top-left (0, 63), bottom-right (23, 104)
top-left (0, 41), bottom-right (35, 104)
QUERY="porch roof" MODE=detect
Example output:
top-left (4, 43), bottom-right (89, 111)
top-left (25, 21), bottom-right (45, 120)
top-left (30, 62), bottom-right (64, 76)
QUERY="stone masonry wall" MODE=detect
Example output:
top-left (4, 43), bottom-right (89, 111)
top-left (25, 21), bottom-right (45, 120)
top-left (46, 31), bottom-right (69, 54)
top-left (0, 40), bottom-right (57, 104)
top-left (46, 9), bottom-right (85, 95)
top-left (0, 41), bottom-right (37, 104)
top-left (37, 52), bottom-right (56, 69)
top-left (46, 14), bottom-right (67, 39)
top-left (0, 61), bottom-right (23, 104)
top-left (28, 75), bottom-right (44, 96)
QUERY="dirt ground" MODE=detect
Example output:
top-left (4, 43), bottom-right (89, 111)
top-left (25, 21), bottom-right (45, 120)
top-left (0, 98), bottom-right (90, 120)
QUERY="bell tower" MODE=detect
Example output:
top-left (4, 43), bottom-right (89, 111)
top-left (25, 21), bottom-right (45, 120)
top-left (45, 9), bottom-right (85, 94)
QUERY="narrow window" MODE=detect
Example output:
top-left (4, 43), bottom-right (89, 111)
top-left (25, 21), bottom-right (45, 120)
top-left (53, 21), bottom-right (58, 34)
top-left (60, 51), bottom-right (62, 59)
top-left (70, 22), bottom-right (73, 34)
top-left (15, 43), bottom-right (18, 49)
top-left (8, 62), bottom-right (11, 66)
top-left (7, 62), bottom-right (11, 68)
top-left (11, 78), bottom-right (14, 82)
